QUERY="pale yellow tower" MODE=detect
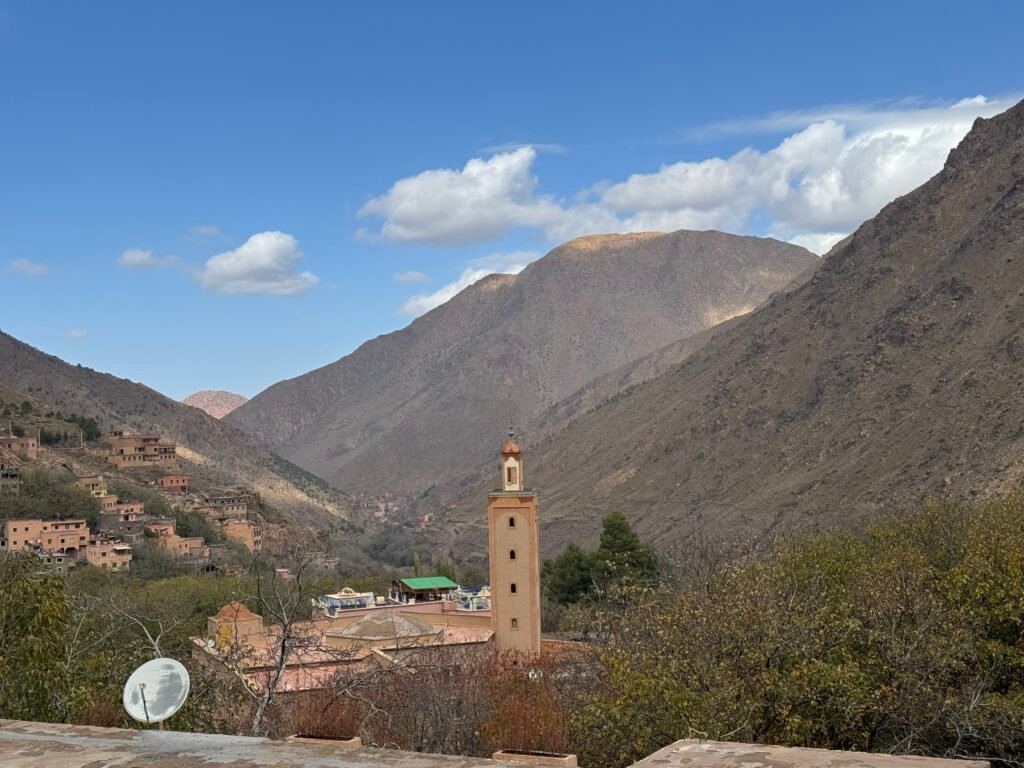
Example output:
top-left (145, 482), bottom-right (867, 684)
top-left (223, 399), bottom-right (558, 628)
top-left (488, 430), bottom-right (541, 657)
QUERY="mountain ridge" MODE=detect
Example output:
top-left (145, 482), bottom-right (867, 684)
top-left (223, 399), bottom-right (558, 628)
top-left (227, 229), bottom-right (817, 495)
top-left (416, 100), bottom-right (1024, 559)
top-left (183, 390), bottom-right (249, 419)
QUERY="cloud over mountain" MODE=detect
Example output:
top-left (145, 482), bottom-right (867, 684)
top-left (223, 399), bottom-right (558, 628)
top-left (358, 96), bottom-right (1015, 254)
top-left (399, 251), bottom-right (541, 316)
top-left (358, 147), bottom-right (563, 246)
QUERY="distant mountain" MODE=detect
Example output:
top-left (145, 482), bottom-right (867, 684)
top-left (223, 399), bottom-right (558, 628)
top-left (183, 390), bottom-right (249, 419)
top-left (418, 98), bottom-right (1024, 559)
top-left (227, 230), bottom-right (817, 495)
top-left (0, 331), bottom-right (350, 525)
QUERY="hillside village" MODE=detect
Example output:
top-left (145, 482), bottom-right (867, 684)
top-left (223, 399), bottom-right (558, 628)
top-left (0, 421), bottom-right (265, 576)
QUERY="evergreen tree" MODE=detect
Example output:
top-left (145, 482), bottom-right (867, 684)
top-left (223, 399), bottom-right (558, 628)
top-left (593, 511), bottom-right (658, 585)
top-left (542, 543), bottom-right (596, 604)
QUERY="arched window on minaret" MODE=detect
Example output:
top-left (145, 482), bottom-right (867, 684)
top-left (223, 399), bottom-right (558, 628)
top-left (501, 426), bottom-right (523, 492)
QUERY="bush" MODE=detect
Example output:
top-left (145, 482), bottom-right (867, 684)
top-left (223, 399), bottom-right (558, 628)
top-left (570, 496), bottom-right (1024, 768)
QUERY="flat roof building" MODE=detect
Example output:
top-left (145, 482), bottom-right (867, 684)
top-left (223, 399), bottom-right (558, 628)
top-left (105, 430), bottom-right (177, 468)
top-left (0, 462), bottom-right (21, 494)
top-left (157, 474), bottom-right (189, 493)
top-left (0, 435), bottom-right (37, 460)
top-left (389, 576), bottom-right (459, 604)
top-left (0, 518), bottom-right (89, 553)
top-left (84, 536), bottom-right (132, 572)
top-left (75, 474), bottom-right (107, 497)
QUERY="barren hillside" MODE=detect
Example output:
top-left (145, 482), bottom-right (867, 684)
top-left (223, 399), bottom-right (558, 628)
top-left (183, 390), bottom-right (249, 419)
top-left (0, 331), bottom-right (351, 525)
top-left (418, 98), bottom-right (1024, 559)
top-left (228, 230), bottom-right (816, 495)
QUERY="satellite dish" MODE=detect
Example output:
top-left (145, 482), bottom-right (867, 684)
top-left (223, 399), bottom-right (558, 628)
top-left (122, 657), bottom-right (191, 725)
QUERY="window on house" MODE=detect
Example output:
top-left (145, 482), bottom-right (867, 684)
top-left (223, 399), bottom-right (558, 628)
top-left (511, 618), bottom-right (519, 630)
top-left (509, 549), bottom-right (517, 560)
top-left (510, 583), bottom-right (518, 594)
top-left (508, 516), bottom-right (516, 528)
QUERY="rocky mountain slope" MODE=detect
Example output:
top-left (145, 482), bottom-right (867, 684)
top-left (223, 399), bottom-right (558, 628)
top-left (228, 231), bottom-right (816, 494)
top-left (419, 98), bottom-right (1024, 559)
top-left (0, 331), bottom-right (350, 525)
top-left (183, 390), bottom-right (249, 419)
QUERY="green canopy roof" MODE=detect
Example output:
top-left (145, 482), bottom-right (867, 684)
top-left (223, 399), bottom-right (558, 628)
top-left (400, 576), bottom-right (458, 590)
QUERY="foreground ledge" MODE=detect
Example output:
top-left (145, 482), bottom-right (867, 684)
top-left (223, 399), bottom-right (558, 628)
top-left (0, 720), bottom-right (497, 768)
top-left (493, 749), bottom-right (578, 768)
top-left (0, 721), bottom-right (992, 768)
top-left (632, 740), bottom-right (990, 768)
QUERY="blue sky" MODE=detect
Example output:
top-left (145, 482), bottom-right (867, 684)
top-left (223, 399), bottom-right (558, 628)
top-left (1, 2), bottom-right (1022, 400)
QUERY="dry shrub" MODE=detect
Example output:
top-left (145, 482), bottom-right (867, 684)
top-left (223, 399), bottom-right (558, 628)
top-left (289, 688), bottom-right (363, 739)
top-left (479, 651), bottom-right (572, 754)
top-left (75, 697), bottom-right (125, 727)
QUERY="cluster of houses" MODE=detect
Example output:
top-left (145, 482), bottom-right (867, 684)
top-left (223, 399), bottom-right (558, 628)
top-left (0, 505), bottom-right (131, 576)
top-left (0, 427), bottom-right (265, 574)
top-left (0, 471), bottom-right (265, 575)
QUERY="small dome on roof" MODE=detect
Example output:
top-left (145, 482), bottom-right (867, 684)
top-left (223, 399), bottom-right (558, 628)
top-left (328, 612), bottom-right (442, 642)
top-left (212, 601), bottom-right (260, 622)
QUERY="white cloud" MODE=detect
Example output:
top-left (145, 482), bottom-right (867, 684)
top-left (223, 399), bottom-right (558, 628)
top-left (478, 141), bottom-right (567, 155)
top-left (685, 95), bottom-right (1008, 139)
top-left (359, 95), bottom-right (1017, 253)
top-left (190, 224), bottom-right (223, 238)
top-left (118, 248), bottom-right (179, 269)
top-left (399, 251), bottom-right (540, 317)
top-left (358, 147), bottom-right (564, 246)
top-left (393, 270), bottom-right (428, 284)
top-left (66, 328), bottom-right (88, 340)
top-left (400, 268), bottom-right (494, 316)
top-left (118, 248), bottom-right (158, 268)
top-left (469, 250), bottom-right (541, 272)
top-left (786, 232), bottom-right (848, 256)
top-left (198, 231), bottom-right (319, 296)
top-left (6, 258), bottom-right (48, 275)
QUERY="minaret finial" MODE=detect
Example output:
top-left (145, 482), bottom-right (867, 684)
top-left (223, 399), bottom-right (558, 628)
top-left (508, 420), bottom-right (515, 439)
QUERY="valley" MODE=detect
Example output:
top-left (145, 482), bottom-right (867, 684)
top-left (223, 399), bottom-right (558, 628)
top-left (4, 9), bottom-right (1024, 763)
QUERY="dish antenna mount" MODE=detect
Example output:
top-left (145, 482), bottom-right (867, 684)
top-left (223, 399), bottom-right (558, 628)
top-left (122, 657), bottom-right (191, 726)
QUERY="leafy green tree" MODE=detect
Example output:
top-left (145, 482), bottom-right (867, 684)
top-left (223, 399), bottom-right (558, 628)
top-left (19, 400), bottom-right (33, 415)
top-left (0, 553), bottom-right (71, 721)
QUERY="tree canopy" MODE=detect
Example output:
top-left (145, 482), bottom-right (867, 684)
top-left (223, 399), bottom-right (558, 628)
top-left (543, 512), bottom-right (657, 606)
